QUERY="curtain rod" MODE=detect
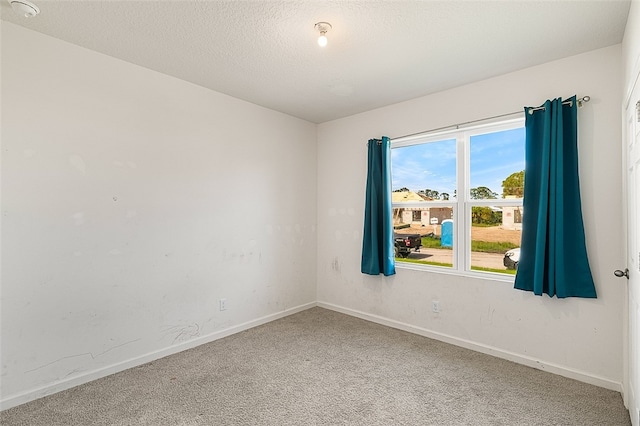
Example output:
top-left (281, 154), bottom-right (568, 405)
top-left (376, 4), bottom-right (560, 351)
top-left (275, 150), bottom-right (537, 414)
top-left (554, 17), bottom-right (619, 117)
top-left (389, 95), bottom-right (590, 142)
top-left (526, 95), bottom-right (590, 114)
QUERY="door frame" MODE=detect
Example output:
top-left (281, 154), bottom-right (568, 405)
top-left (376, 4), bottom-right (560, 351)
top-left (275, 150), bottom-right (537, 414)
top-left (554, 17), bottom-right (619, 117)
top-left (622, 50), bottom-right (640, 426)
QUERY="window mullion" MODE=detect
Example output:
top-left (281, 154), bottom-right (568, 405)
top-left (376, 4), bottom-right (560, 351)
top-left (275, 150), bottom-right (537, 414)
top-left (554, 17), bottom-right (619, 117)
top-left (456, 133), bottom-right (467, 272)
top-left (464, 131), bottom-right (472, 273)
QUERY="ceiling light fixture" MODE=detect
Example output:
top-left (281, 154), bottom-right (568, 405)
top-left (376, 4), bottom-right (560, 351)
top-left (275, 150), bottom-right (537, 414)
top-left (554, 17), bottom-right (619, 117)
top-left (314, 22), bottom-right (332, 47)
top-left (10, 0), bottom-right (40, 18)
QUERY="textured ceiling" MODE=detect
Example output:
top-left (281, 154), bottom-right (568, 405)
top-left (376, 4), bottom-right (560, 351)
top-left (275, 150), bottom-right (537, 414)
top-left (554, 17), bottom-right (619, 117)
top-left (1, 0), bottom-right (631, 123)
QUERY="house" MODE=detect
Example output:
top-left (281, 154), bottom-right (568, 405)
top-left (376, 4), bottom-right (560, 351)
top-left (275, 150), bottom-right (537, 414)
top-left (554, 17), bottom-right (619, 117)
top-left (1, 1), bottom-right (639, 422)
top-left (501, 197), bottom-right (523, 231)
top-left (391, 190), bottom-right (452, 228)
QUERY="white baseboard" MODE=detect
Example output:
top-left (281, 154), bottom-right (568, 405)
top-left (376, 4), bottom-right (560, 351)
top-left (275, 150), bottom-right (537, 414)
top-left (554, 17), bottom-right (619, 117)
top-left (0, 302), bottom-right (317, 411)
top-left (317, 301), bottom-right (623, 393)
top-left (3, 300), bottom-right (622, 411)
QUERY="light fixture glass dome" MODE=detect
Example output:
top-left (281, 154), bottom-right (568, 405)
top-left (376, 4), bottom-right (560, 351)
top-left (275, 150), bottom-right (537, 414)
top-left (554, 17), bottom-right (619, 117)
top-left (314, 22), bottom-right (332, 48)
top-left (10, 0), bottom-right (40, 18)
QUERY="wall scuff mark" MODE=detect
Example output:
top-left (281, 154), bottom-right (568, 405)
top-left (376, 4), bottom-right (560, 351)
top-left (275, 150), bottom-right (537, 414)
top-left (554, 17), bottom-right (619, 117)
top-left (23, 338), bottom-right (141, 374)
top-left (162, 323), bottom-right (201, 345)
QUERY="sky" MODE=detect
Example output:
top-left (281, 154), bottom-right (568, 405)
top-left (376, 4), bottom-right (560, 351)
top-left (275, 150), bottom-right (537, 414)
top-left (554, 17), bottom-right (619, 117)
top-left (391, 127), bottom-right (525, 198)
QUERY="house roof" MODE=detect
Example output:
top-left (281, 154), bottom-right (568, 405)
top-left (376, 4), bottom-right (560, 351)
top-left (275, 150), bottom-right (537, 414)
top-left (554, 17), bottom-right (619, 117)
top-left (392, 191), bottom-right (427, 203)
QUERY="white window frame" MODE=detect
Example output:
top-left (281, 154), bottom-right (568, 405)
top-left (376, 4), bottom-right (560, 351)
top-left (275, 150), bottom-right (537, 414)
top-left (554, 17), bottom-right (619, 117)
top-left (391, 117), bottom-right (524, 281)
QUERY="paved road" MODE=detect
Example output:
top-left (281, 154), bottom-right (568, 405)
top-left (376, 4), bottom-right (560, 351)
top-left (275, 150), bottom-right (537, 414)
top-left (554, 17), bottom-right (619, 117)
top-left (404, 248), bottom-right (507, 270)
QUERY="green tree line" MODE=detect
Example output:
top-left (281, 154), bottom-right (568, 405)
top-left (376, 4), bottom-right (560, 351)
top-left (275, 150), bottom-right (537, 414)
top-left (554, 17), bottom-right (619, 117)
top-left (394, 170), bottom-right (524, 225)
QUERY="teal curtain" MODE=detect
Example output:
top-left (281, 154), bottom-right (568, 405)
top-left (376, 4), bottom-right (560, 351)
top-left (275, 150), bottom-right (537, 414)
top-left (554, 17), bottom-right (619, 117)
top-left (514, 96), bottom-right (596, 298)
top-left (361, 137), bottom-right (396, 276)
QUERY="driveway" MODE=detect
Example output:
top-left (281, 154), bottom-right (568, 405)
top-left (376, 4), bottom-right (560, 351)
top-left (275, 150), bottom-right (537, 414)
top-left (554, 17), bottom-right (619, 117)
top-left (407, 248), bottom-right (506, 270)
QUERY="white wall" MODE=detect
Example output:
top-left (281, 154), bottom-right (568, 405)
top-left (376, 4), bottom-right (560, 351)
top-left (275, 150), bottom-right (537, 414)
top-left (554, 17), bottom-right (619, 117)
top-left (0, 23), bottom-right (317, 408)
top-left (317, 45), bottom-right (625, 389)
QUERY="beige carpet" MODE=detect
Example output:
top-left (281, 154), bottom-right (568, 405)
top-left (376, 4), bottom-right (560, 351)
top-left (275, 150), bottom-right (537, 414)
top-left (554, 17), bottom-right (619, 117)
top-left (1, 307), bottom-right (631, 425)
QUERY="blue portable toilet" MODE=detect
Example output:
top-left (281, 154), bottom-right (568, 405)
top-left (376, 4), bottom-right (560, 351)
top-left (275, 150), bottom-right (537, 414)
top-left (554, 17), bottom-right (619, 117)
top-left (441, 219), bottom-right (453, 248)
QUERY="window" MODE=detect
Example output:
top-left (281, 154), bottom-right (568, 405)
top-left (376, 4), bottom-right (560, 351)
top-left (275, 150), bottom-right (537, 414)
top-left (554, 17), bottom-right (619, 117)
top-left (391, 118), bottom-right (525, 277)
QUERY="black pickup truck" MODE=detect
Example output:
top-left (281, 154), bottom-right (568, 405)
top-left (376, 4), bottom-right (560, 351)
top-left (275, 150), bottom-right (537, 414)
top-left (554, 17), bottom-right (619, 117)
top-left (394, 233), bottom-right (422, 258)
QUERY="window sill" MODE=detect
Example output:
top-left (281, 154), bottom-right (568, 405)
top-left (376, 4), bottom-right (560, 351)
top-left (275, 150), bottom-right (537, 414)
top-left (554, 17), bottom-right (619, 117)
top-left (395, 261), bottom-right (516, 283)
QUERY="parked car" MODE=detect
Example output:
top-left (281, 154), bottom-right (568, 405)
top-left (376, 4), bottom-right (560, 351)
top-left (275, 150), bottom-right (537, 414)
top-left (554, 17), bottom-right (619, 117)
top-left (503, 248), bottom-right (520, 269)
top-left (394, 233), bottom-right (422, 258)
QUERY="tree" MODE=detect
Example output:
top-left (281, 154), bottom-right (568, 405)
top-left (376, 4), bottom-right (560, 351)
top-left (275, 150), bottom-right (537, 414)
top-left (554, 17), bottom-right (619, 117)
top-left (393, 187), bottom-right (410, 192)
top-left (470, 186), bottom-right (498, 200)
top-left (502, 170), bottom-right (525, 198)
top-left (470, 186), bottom-right (499, 225)
top-left (420, 189), bottom-right (440, 199)
top-left (440, 192), bottom-right (450, 200)
top-left (471, 207), bottom-right (502, 225)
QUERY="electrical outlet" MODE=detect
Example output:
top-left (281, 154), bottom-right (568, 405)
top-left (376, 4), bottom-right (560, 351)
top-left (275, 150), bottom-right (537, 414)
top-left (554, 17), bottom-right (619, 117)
top-left (432, 300), bottom-right (440, 313)
top-left (219, 298), bottom-right (227, 311)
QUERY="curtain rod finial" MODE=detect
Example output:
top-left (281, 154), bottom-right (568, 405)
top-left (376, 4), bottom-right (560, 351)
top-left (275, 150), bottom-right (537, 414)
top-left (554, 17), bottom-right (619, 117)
top-left (577, 96), bottom-right (590, 108)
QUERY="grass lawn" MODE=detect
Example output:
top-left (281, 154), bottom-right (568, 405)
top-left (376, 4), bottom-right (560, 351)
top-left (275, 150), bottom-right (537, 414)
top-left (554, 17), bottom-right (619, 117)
top-left (421, 235), bottom-right (518, 253)
top-left (471, 265), bottom-right (516, 275)
top-left (399, 257), bottom-right (452, 268)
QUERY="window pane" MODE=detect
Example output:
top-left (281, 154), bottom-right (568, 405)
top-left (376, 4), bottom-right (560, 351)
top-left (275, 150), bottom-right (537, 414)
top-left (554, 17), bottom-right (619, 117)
top-left (469, 128), bottom-right (524, 275)
top-left (392, 139), bottom-right (456, 201)
top-left (469, 128), bottom-right (525, 200)
top-left (469, 204), bottom-right (522, 275)
top-left (393, 206), bottom-right (454, 268)
top-left (390, 120), bottom-right (525, 277)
